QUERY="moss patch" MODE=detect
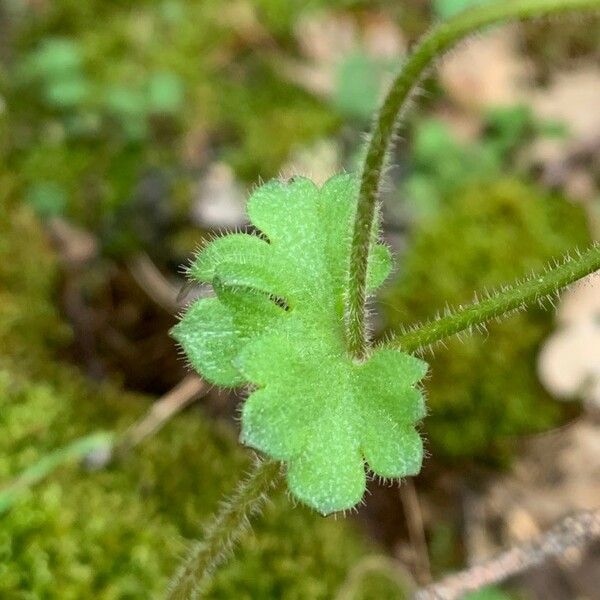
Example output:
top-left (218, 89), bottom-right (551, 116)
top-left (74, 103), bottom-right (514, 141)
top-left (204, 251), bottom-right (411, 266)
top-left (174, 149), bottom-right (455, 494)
top-left (382, 179), bottom-right (590, 464)
top-left (0, 194), bottom-right (379, 598)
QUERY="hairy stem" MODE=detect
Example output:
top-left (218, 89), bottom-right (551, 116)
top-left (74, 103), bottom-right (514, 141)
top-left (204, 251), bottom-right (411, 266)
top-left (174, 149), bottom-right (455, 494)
top-left (167, 458), bottom-right (282, 600)
top-left (389, 245), bottom-right (600, 354)
top-left (346, 0), bottom-right (600, 358)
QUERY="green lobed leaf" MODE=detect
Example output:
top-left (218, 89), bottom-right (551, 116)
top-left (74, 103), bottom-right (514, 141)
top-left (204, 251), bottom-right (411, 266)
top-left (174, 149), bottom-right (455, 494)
top-left (172, 174), bottom-right (427, 514)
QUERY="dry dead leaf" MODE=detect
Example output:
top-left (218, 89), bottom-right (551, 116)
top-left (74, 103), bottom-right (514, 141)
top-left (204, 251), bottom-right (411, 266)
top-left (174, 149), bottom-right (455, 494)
top-left (538, 274), bottom-right (600, 410)
top-left (280, 138), bottom-right (341, 186)
top-left (470, 418), bottom-right (600, 559)
top-left (556, 274), bottom-right (600, 325)
top-left (538, 322), bottom-right (600, 406)
top-left (527, 65), bottom-right (600, 180)
top-left (531, 66), bottom-right (600, 149)
top-left (280, 10), bottom-right (405, 100)
top-left (191, 162), bottom-right (246, 229)
top-left (439, 25), bottom-right (533, 110)
top-left (468, 278), bottom-right (600, 586)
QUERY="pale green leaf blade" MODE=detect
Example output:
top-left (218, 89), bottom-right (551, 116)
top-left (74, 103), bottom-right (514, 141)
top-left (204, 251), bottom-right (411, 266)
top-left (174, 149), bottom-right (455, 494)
top-left (188, 233), bottom-right (271, 283)
top-left (287, 418), bottom-right (366, 516)
top-left (363, 425), bottom-right (424, 478)
top-left (174, 174), bottom-right (429, 513)
top-left (172, 295), bottom-right (278, 387)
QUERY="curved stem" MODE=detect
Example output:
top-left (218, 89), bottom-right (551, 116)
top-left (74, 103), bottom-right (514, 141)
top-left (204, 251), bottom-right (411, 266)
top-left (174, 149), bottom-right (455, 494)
top-left (388, 245), bottom-right (600, 354)
top-left (167, 458), bottom-right (282, 600)
top-left (346, 0), bottom-right (600, 358)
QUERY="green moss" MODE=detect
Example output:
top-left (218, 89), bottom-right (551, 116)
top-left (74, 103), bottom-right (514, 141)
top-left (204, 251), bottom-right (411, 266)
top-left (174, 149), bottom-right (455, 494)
top-left (401, 109), bottom-right (558, 222)
top-left (0, 185), bottom-right (70, 365)
top-left (220, 69), bottom-right (338, 181)
top-left (0, 366), bottom-right (372, 599)
top-left (0, 193), bottom-right (374, 597)
top-left (7, 0), bottom-right (338, 240)
top-left (382, 179), bottom-right (590, 464)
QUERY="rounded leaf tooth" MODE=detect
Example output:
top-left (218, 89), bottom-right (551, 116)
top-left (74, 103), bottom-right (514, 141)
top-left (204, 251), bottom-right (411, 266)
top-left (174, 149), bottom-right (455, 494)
top-left (318, 175), bottom-right (356, 262)
top-left (246, 177), bottom-right (319, 246)
top-left (398, 387), bottom-right (427, 422)
top-left (246, 178), bottom-right (330, 305)
top-left (287, 427), bottom-right (365, 515)
top-left (319, 174), bottom-right (391, 296)
top-left (363, 426), bottom-right (423, 479)
top-left (359, 384), bottom-right (426, 426)
top-left (362, 348), bottom-right (428, 385)
top-left (214, 260), bottom-right (289, 306)
top-left (241, 388), bottom-right (309, 460)
top-left (317, 174), bottom-right (357, 307)
top-left (212, 274), bottom-right (286, 322)
top-left (356, 349), bottom-right (428, 424)
top-left (319, 172), bottom-right (356, 202)
top-left (171, 297), bottom-right (245, 386)
top-left (188, 233), bottom-right (270, 283)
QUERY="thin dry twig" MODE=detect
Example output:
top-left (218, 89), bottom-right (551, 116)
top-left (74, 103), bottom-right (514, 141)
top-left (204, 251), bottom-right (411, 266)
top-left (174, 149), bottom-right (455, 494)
top-left (115, 374), bottom-right (206, 455)
top-left (413, 508), bottom-right (600, 600)
top-left (127, 252), bottom-right (182, 313)
top-left (400, 479), bottom-right (432, 585)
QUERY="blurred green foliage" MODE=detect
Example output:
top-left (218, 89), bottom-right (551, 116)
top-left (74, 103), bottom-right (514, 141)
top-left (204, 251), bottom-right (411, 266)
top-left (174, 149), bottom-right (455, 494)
top-left (0, 190), bottom-right (388, 598)
top-left (3, 0), bottom-right (339, 254)
top-left (401, 106), bottom-right (565, 222)
top-left (24, 181), bottom-right (69, 219)
top-left (432, 0), bottom-right (490, 19)
top-left (334, 51), bottom-right (400, 122)
top-left (2, 0), bottom-right (596, 593)
top-left (383, 178), bottom-right (589, 464)
top-left (464, 588), bottom-right (514, 600)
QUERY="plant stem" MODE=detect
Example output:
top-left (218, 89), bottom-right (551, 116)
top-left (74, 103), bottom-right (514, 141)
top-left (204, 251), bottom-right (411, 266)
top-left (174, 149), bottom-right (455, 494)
top-left (389, 245), bottom-right (600, 354)
top-left (0, 432), bottom-right (113, 515)
top-left (167, 458), bottom-right (282, 600)
top-left (399, 480), bottom-right (432, 585)
top-left (346, 0), bottom-right (600, 358)
top-left (167, 1), bottom-right (600, 594)
top-left (115, 375), bottom-right (206, 457)
top-left (414, 508), bottom-right (600, 600)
